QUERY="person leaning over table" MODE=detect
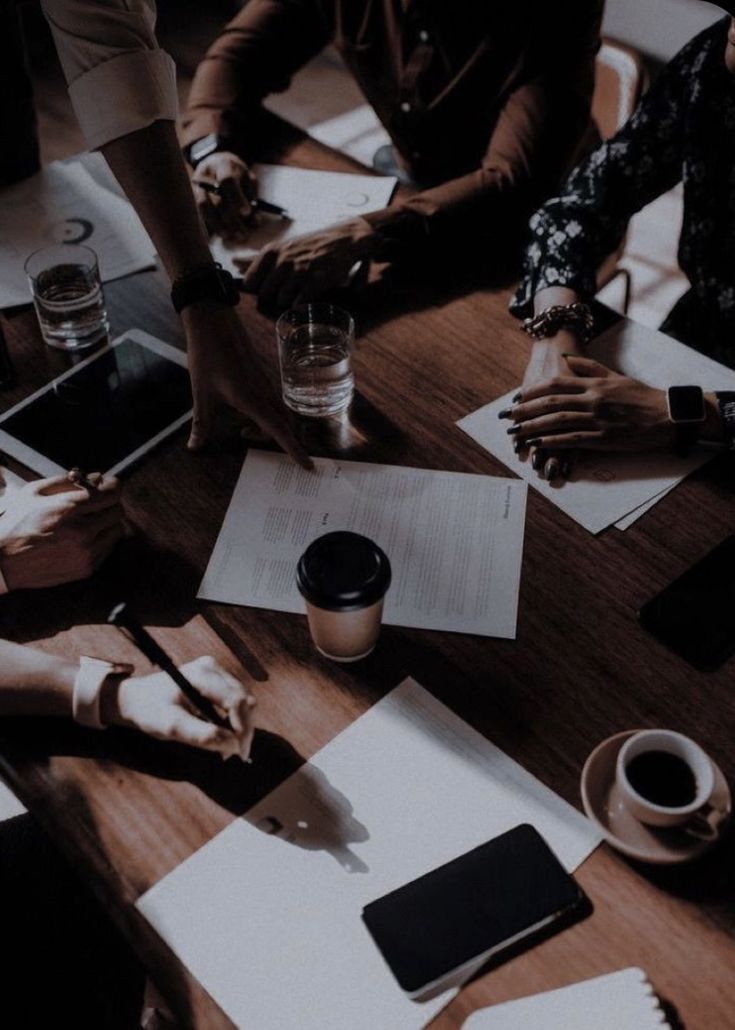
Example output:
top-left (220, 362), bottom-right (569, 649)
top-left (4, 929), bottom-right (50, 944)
top-left (181, 0), bottom-right (604, 309)
top-left (504, 8), bottom-right (735, 482)
top-left (35, 0), bottom-right (309, 463)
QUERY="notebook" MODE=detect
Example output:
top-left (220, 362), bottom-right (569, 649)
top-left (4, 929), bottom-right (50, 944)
top-left (463, 968), bottom-right (670, 1029)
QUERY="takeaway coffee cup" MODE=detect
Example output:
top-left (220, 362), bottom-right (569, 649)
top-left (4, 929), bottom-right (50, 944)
top-left (616, 729), bottom-right (728, 840)
top-left (296, 532), bottom-right (391, 662)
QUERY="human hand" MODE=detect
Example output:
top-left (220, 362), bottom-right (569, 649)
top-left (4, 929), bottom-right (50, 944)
top-left (107, 656), bottom-right (257, 761)
top-left (513, 331), bottom-right (584, 480)
top-left (192, 151), bottom-right (257, 237)
top-left (509, 354), bottom-right (674, 453)
top-left (0, 475), bottom-right (124, 590)
top-left (241, 218), bottom-right (378, 309)
top-left (182, 301), bottom-right (312, 467)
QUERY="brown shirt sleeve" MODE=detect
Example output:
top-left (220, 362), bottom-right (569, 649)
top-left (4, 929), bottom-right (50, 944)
top-left (181, 0), bottom-right (332, 148)
top-left (364, 1), bottom-right (604, 257)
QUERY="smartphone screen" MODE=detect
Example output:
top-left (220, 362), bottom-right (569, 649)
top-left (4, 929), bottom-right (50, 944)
top-left (638, 536), bottom-right (735, 669)
top-left (361, 824), bottom-right (586, 998)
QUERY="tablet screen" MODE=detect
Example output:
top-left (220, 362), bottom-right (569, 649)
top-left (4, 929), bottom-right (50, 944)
top-left (0, 331), bottom-right (192, 476)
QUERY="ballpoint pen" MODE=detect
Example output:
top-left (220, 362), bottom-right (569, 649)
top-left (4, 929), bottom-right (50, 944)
top-left (193, 179), bottom-right (290, 219)
top-left (108, 602), bottom-right (232, 731)
top-left (0, 319), bottom-right (15, 390)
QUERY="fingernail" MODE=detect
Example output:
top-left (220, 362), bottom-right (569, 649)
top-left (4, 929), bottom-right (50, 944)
top-left (561, 352), bottom-right (574, 358)
top-left (547, 464), bottom-right (559, 481)
top-left (506, 425), bottom-right (522, 436)
top-left (498, 408), bottom-right (513, 419)
top-left (512, 391), bottom-right (522, 403)
top-left (526, 438), bottom-right (542, 447)
top-left (532, 450), bottom-right (545, 470)
top-left (560, 461), bottom-right (571, 478)
top-left (513, 441), bottom-right (522, 454)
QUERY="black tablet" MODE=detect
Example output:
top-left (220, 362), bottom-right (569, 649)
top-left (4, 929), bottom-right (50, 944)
top-left (0, 329), bottom-right (192, 477)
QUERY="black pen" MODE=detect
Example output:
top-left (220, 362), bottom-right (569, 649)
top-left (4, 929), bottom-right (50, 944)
top-left (108, 603), bottom-right (231, 729)
top-left (193, 179), bottom-right (290, 219)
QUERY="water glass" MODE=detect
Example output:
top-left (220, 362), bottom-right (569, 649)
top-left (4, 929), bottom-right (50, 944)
top-left (276, 304), bottom-right (354, 417)
top-left (25, 243), bottom-right (109, 351)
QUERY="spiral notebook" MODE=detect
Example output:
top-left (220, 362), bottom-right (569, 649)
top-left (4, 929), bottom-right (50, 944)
top-left (463, 968), bottom-right (670, 1029)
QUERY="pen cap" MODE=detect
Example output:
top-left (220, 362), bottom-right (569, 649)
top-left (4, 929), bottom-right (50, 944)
top-left (296, 532), bottom-right (391, 613)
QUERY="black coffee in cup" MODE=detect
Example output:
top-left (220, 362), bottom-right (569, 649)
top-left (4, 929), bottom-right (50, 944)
top-left (625, 750), bottom-right (698, 808)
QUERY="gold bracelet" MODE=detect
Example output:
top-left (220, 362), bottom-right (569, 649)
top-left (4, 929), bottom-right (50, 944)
top-left (520, 302), bottom-right (594, 344)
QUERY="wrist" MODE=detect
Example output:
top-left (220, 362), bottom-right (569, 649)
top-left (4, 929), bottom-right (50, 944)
top-left (99, 676), bottom-right (134, 729)
top-left (531, 330), bottom-right (585, 357)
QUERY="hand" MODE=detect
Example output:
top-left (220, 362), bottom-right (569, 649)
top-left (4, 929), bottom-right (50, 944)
top-left (241, 218), bottom-right (379, 309)
top-left (510, 354), bottom-right (674, 452)
top-left (182, 301), bottom-right (312, 467)
top-left (516, 331), bottom-right (584, 480)
top-left (192, 151), bottom-right (257, 238)
top-left (0, 475), bottom-right (124, 590)
top-left (108, 656), bottom-right (257, 761)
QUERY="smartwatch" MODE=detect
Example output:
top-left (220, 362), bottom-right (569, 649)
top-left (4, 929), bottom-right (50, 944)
top-left (73, 657), bottom-right (134, 729)
top-left (184, 133), bottom-right (234, 170)
top-left (666, 385), bottom-right (706, 451)
top-left (715, 391), bottom-right (735, 451)
top-left (171, 263), bottom-right (240, 314)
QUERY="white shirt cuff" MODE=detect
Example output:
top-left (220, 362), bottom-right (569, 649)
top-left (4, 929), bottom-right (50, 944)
top-left (68, 48), bottom-right (178, 150)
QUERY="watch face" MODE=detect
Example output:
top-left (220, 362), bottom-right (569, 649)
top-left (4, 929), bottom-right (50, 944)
top-left (668, 385), bottom-right (706, 423)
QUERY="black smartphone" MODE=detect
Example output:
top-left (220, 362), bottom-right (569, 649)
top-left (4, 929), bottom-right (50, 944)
top-left (638, 535), bottom-right (735, 670)
top-left (361, 824), bottom-right (588, 999)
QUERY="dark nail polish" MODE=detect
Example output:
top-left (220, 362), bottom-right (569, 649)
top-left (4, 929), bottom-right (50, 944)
top-left (532, 450), bottom-right (545, 470)
top-left (560, 461), bottom-right (570, 478)
top-left (506, 425), bottom-right (522, 435)
top-left (513, 441), bottom-right (522, 454)
top-left (525, 438), bottom-right (542, 447)
top-left (498, 408), bottom-right (512, 419)
top-left (547, 464), bottom-right (559, 481)
top-left (512, 391), bottom-right (522, 403)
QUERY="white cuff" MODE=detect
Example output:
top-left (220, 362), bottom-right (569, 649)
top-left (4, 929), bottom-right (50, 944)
top-left (68, 49), bottom-right (178, 150)
top-left (72, 657), bottom-right (133, 729)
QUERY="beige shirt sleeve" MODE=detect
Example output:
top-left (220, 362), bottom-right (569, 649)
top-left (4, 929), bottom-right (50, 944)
top-left (40, 0), bottom-right (178, 150)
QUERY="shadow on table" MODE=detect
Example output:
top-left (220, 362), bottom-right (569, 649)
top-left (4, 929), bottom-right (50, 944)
top-left (289, 388), bottom-right (410, 465)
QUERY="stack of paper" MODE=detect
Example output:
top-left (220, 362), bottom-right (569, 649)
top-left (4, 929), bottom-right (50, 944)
top-left (458, 320), bottom-right (735, 534)
top-left (211, 164), bottom-right (397, 271)
top-left (138, 679), bottom-right (601, 1030)
top-left (199, 450), bottom-right (528, 639)
top-left (463, 968), bottom-right (670, 1028)
top-left (0, 158), bottom-right (156, 308)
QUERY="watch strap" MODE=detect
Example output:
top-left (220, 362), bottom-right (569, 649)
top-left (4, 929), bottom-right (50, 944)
top-left (73, 657), bottom-right (133, 729)
top-left (170, 263), bottom-right (240, 314)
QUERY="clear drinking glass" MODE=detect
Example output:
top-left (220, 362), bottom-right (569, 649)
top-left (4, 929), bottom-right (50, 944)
top-left (276, 303), bottom-right (355, 417)
top-left (25, 243), bottom-right (109, 351)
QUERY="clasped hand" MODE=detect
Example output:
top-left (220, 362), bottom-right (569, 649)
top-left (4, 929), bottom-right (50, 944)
top-left (507, 355), bottom-right (673, 471)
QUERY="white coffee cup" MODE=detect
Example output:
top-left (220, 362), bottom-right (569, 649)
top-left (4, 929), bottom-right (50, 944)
top-left (616, 729), bottom-right (727, 840)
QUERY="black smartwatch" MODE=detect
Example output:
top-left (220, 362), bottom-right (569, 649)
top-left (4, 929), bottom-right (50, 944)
top-left (170, 264), bottom-right (240, 314)
top-left (715, 391), bottom-right (735, 451)
top-left (184, 133), bottom-right (234, 170)
top-left (666, 385), bottom-right (706, 451)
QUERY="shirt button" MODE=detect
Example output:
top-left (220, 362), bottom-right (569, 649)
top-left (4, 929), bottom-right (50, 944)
top-left (418, 30), bottom-right (429, 42)
top-left (400, 101), bottom-right (411, 113)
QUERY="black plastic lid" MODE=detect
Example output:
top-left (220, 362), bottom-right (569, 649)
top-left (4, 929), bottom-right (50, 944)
top-left (296, 532), bottom-right (391, 612)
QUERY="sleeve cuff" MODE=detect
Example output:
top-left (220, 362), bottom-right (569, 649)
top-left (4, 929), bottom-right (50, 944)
top-left (68, 48), bottom-right (178, 150)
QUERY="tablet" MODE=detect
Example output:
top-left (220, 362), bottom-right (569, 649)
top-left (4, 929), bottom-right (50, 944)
top-left (0, 329), bottom-right (192, 477)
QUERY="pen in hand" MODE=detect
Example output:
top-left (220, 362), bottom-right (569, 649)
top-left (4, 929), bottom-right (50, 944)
top-left (193, 179), bottom-right (290, 219)
top-left (108, 603), bottom-right (255, 761)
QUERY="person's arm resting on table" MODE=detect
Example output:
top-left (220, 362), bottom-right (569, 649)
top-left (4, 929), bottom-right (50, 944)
top-left (0, 642), bottom-right (255, 761)
top-left (40, 0), bottom-right (308, 463)
top-left (507, 31), bottom-right (725, 477)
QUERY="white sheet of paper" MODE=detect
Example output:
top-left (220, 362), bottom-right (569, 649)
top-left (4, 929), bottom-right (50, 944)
top-left (199, 451), bottom-right (527, 638)
top-left (210, 164), bottom-right (397, 272)
top-left (458, 320), bottom-right (735, 534)
top-left (463, 968), bottom-right (669, 1029)
top-left (137, 678), bottom-right (601, 1030)
top-left (0, 160), bottom-right (156, 308)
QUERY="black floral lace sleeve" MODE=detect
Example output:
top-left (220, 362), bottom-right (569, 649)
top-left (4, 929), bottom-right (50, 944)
top-left (510, 29), bottom-right (710, 318)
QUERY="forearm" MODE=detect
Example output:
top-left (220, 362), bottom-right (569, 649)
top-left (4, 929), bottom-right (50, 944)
top-left (0, 641), bottom-right (77, 718)
top-left (101, 121), bottom-right (212, 281)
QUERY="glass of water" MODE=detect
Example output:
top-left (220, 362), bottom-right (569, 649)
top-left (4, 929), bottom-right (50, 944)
top-left (25, 243), bottom-right (109, 351)
top-left (276, 303), bottom-right (355, 417)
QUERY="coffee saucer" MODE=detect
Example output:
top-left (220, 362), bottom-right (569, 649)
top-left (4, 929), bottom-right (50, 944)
top-left (581, 731), bottom-right (732, 865)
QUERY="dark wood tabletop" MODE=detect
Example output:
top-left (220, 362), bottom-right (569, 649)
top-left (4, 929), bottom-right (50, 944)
top-left (1, 118), bottom-right (734, 1029)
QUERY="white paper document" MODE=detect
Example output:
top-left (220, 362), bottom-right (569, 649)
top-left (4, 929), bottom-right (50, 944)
top-left (137, 678), bottom-right (601, 1030)
top-left (0, 159), bottom-right (156, 308)
top-left (211, 164), bottom-right (397, 272)
top-left (199, 451), bottom-right (528, 638)
top-left (463, 967), bottom-right (669, 1029)
top-left (458, 319), bottom-right (735, 534)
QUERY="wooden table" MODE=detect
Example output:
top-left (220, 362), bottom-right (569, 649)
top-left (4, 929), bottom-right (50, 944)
top-left (1, 120), bottom-right (734, 1029)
